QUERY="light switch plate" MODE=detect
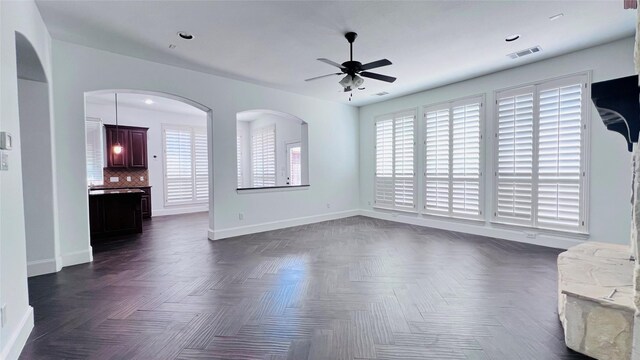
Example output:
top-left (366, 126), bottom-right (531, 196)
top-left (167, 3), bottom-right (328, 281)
top-left (0, 132), bottom-right (13, 150)
top-left (110, 177), bottom-right (119, 182)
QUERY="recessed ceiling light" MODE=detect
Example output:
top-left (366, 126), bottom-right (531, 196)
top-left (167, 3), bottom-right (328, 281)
top-left (549, 13), bottom-right (564, 21)
top-left (144, 99), bottom-right (154, 105)
top-left (178, 31), bottom-right (194, 40)
top-left (505, 34), bottom-right (520, 42)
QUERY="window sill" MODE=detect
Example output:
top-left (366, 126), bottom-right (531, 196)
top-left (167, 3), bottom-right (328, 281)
top-left (237, 185), bottom-right (310, 194)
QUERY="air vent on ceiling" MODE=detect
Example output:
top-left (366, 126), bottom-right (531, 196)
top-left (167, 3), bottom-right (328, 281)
top-left (374, 91), bottom-right (389, 96)
top-left (507, 46), bottom-right (542, 59)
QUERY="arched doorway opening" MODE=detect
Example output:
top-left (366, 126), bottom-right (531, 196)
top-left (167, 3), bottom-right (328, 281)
top-left (15, 32), bottom-right (59, 276)
top-left (83, 89), bottom-right (213, 247)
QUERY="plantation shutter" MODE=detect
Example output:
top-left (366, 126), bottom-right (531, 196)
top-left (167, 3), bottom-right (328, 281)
top-left (237, 135), bottom-right (243, 187)
top-left (536, 80), bottom-right (584, 231)
top-left (164, 127), bottom-right (194, 204)
top-left (251, 126), bottom-right (276, 187)
top-left (495, 87), bottom-right (535, 224)
top-left (424, 106), bottom-right (450, 213)
top-left (375, 117), bottom-right (394, 208)
top-left (452, 100), bottom-right (482, 217)
top-left (85, 118), bottom-right (104, 185)
top-left (375, 111), bottom-right (416, 210)
top-left (493, 74), bottom-right (587, 233)
top-left (394, 113), bottom-right (416, 209)
top-left (194, 128), bottom-right (209, 201)
top-left (424, 97), bottom-right (483, 219)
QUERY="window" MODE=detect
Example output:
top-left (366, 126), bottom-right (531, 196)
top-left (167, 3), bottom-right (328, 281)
top-left (424, 97), bottom-right (483, 219)
top-left (251, 125), bottom-right (276, 187)
top-left (494, 74), bottom-right (588, 233)
top-left (374, 110), bottom-right (417, 211)
top-left (163, 125), bottom-right (208, 205)
top-left (85, 117), bottom-right (104, 186)
top-left (287, 142), bottom-right (301, 186)
top-left (237, 135), bottom-right (243, 187)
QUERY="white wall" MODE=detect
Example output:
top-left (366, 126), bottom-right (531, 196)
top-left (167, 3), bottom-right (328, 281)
top-left (0, 1), bottom-right (53, 358)
top-left (359, 37), bottom-right (636, 249)
top-left (18, 79), bottom-right (58, 277)
top-left (85, 100), bottom-right (208, 216)
top-left (51, 39), bottom-right (360, 252)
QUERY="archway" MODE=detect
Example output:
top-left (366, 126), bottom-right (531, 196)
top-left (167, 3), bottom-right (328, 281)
top-left (83, 89), bottom-right (214, 246)
top-left (15, 32), bottom-right (59, 276)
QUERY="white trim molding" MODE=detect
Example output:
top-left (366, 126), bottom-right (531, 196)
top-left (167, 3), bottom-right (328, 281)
top-left (209, 210), bottom-right (360, 240)
top-left (27, 257), bottom-right (59, 277)
top-left (60, 248), bottom-right (93, 268)
top-left (359, 209), bottom-right (585, 250)
top-left (153, 207), bottom-right (208, 217)
top-left (1, 306), bottom-right (34, 360)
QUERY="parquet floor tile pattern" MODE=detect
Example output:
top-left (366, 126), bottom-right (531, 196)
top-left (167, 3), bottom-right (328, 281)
top-left (20, 214), bottom-right (589, 359)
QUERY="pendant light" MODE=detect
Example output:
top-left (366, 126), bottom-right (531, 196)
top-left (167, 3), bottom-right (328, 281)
top-left (112, 93), bottom-right (123, 155)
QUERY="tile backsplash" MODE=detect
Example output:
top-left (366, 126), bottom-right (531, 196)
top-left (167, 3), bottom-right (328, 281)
top-left (102, 168), bottom-right (149, 187)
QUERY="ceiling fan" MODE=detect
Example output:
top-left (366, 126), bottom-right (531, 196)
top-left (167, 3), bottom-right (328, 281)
top-left (305, 32), bottom-right (396, 93)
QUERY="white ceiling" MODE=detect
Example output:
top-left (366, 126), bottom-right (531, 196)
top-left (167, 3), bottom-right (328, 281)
top-left (36, 1), bottom-right (636, 106)
top-left (86, 92), bottom-right (207, 117)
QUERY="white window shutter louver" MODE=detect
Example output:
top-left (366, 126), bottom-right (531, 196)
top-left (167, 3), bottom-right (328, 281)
top-left (424, 97), bottom-right (483, 220)
top-left (164, 126), bottom-right (209, 206)
top-left (251, 126), bottom-right (276, 187)
top-left (494, 75), bottom-right (587, 233)
top-left (375, 111), bottom-right (416, 211)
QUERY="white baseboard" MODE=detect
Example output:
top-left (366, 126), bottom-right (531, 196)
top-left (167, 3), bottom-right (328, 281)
top-left (60, 247), bottom-right (93, 268)
top-left (209, 209), bottom-right (360, 240)
top-left (359, 209), bottom-right (584, 250)
top-left (152, 207), bottom-right (208, 217)
top-left (27, 258), bottom-right (58, 277)
top-left (1, 306), bottom-right (34, 360)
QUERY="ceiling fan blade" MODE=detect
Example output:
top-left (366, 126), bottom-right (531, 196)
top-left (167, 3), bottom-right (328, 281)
top-left (317, 58), bottom-right (345, 69)
top-left (304, 73), bottom-right (342, 82)
top-left (360, 59), bottom-right (392, 71)
top-left (360, 71), bottom-right (396, 83)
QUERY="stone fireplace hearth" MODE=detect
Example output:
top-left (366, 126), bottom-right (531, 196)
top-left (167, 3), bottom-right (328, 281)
top-left (558, 242), bottom-right (634, 359)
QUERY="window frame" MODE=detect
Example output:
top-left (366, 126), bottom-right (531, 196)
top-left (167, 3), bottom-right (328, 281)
top-left (162, 124), bottom-right (209, 207)
top-left (373, 108), bottom-right (418, 213)
top-left (491, 72), bottom-right (591, 234)
top-left (85, 117), bottom-right (104, 186)
top-left (422, 94), bottom-right (486, 221)
top-left (250, 125), bottom-right (277, 188)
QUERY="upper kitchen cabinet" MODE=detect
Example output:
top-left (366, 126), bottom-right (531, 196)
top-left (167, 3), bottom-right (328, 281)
top-left (105, 125), bottom-right (148, 169)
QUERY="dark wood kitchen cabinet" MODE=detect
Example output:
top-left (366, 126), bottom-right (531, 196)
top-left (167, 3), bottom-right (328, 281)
top-left (139, 186), bottom-right (152, 218)
top-left (89, 189), bottom-right (143, 242)
top-left (104, 125), bottom-right (148, 169)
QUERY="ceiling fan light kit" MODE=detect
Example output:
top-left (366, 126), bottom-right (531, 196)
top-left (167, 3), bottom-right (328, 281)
top-left (305, 31), bottom-right (396, 96)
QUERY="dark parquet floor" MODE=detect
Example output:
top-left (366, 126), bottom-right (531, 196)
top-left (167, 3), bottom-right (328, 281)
top-left (20, 213), bottom-right (589, 359)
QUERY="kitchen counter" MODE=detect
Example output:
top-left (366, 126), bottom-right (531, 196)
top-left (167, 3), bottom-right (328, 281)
top-left (89, 188), bottom-right (145, 196)
top-left (89, 186), bottom-right (152, 218)
top-left (89, 189), bottom-right (143, 242)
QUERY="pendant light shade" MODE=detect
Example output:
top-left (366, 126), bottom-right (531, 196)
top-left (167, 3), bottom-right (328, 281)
top-left (112, 93), bottom-right (122, 154)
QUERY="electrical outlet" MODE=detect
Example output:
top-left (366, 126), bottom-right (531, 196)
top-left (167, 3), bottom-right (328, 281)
top-left (239, 212), bottom-right (244, 220)
top-left (140, 176), bottom-right (144, 181)
top-left (126, 176), bottom-right (131, 182)
top-left (326, 203), bottom-right (331, 209)
top-left (525, 232), bottom-right (537, 239)
top-left (1, 304), bottom-right (6, 327)
top-left (367, 201), bottom-right (371, 206)
top-left (0, 152), bottom-right (7, 171)
top-left (110, 177), bottom-right (119, 182)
